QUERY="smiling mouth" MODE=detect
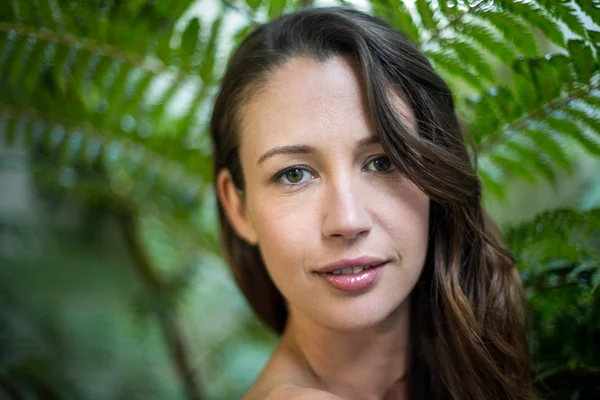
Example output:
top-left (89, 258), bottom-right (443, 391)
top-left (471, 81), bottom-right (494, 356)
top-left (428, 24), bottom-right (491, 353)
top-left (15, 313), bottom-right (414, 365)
top-left (315, 262), bottom-right (387, 292)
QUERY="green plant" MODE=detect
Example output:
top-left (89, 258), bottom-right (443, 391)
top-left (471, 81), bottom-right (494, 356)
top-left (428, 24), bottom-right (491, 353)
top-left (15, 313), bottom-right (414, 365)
top-left (0, 0), bottom-right (599, 398)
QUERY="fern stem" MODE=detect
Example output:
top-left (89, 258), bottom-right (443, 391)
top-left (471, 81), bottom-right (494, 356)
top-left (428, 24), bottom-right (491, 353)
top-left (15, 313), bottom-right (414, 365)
top-left (477, 81), bottom-right (600, 154)
top-left (0, 22), bottom-right (163, 74)
top-left (0, 101), bottom-right (204, 188)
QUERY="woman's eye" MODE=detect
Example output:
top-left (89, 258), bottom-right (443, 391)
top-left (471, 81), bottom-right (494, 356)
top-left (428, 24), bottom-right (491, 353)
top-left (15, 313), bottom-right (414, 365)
top-left (274, 166), bottom-right (314, 186)
top-left (366, 156), bottom-right (395, 172)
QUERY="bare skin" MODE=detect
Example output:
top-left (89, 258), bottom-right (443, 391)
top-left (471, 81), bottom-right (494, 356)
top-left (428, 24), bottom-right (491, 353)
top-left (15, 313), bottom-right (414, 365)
top-left (217, 55), bottom-right (428, 400)
top-left (242, 303), bottom-right (411, 400)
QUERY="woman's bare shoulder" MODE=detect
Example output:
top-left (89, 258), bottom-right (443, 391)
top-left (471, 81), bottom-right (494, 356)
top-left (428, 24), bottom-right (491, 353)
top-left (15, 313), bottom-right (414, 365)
top-left (248, 384), bottom-right (345, 400)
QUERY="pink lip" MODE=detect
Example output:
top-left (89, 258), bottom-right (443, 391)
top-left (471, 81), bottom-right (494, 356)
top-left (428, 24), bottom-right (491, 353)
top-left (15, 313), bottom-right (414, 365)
top-left (315, 262), bottom-right (387, 292)
top-left (315, 256), bottom-right (389, 273)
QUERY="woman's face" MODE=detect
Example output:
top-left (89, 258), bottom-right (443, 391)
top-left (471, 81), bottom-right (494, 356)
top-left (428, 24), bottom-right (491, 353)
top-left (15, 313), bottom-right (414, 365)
top-left (217, 55), bottom-right (430, 330)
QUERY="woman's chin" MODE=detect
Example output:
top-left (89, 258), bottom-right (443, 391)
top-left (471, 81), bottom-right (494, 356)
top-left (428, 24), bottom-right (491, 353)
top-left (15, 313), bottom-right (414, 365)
top-left (307, 294), bottom-right (409, 333)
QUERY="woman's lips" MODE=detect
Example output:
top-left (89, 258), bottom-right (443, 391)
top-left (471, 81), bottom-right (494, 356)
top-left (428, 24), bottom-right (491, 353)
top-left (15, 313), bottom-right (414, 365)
top-left (315, 262), bottom-right (386, 292)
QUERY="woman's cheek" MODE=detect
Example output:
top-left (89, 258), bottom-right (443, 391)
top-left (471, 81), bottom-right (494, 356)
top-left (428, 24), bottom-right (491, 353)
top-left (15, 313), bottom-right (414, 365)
top-left (254, 197), bottom-right (302, 245)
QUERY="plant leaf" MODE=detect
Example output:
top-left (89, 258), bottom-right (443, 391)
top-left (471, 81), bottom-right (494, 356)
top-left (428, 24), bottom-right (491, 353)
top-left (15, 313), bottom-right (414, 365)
top-left (415, 0), bottom-right (437, 31)
top-left (474, 9), bottom-right (537, 56)
top-left (497, 0), bottom-right (565, 47)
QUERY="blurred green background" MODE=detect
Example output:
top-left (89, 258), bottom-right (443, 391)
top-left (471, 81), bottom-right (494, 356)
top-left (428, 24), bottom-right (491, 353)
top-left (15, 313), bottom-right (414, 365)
top-left (0, 0), bottom-right (599, 399)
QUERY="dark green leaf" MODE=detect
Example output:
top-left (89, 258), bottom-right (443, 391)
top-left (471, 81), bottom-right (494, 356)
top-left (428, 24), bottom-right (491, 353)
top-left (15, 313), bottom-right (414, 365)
top-left (438, 38), bottom-right (495, 82)
top-left (573, 0), bottom-right (600, 27)
top-left (567, 40), bottom-right (596, 84)
top-left (504, 136), bottom-right (557, 183)
top-left (523, 127), bottom-right (572, 173)
top-left (545, 112), bottom-right (600, 156)
top-left (498, 1), bottom-right (565, 47)
top-left (233, 23), bottom-right (256, 47)
top-left (415, 0), bottom-right (437, 31)
top-left (200, 16), bottom-right (223, 83)
top-left (268, 0), bottom-right (286, 20)
top-left (540, 1), bottom-right (586, 38)
top-left (588, 29), bottom-right (600, 54)
top-left (477, 158), bottom-right (506, 200)
top-left (512, 58), bottom-right (544, 110)
top-left (547, 53), bottom-right (576, 92)
top-left (20, 38), bottom-right (50, 93)
top-left (371, 0), bottom-right (420, 44)
top-left (458, 23), bottom-right (516, 65)
top-left (246, 0), bottom-right (262, 11)
top-left (7, 35), bottom-right (33, 85)
top-left (581, 94), bottom-right (600, 110)
top-left (562, 106), bottom-right (600, 155)
top-left (438, 0), bottom-right (460, 19)
top-left (9, 0), bottom-right (24, 23)
top-left (517, 57), bottom-right (562, 103)
top-left (490, 145), bottom-right (538, 183)
top-left (425, 49), bottom-right (483, 90)
top-left (180, 18), bottom-right (201, 71)
top-left (474, 10), bottom-right (537, 56)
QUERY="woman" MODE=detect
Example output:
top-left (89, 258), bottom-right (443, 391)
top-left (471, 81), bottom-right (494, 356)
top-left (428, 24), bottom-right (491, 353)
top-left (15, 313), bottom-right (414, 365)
top-left (210, 6), bottom-right (533, 400)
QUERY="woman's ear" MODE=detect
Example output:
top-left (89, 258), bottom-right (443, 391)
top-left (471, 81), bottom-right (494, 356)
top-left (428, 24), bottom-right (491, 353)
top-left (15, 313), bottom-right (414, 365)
top-left (216, 168), bottom-right (259, 246)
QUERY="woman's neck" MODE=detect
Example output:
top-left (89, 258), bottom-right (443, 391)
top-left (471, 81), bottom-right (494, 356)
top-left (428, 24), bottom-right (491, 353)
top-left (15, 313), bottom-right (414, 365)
top-left (278, 298), bottom-right (411, 400)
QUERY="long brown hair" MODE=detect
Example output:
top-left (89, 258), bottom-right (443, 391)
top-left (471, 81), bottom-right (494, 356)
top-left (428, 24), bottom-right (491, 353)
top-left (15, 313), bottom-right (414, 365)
top-left (209, 6), bottom-right (533, 399)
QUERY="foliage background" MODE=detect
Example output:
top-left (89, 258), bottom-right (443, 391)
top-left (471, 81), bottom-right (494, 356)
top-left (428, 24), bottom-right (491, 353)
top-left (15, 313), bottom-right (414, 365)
top-left (0, 0), bottom-right (599, 399)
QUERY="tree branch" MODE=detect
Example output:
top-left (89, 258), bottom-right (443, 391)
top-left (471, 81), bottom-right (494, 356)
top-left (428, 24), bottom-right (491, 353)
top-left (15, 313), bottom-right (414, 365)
top-left (117, 205), bottom-right (204, 400)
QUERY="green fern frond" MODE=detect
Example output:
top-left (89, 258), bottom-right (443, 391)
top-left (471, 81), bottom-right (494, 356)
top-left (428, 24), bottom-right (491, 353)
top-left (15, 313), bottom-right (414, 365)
top-left (567, 40), bottom-right (597, 84)
top-left (476, 125), bottom-right (571, 192)
top-left (437, 37), bottom-right (495, 83)
top-left (200, 16), bottom-right (224, 83)
top-left (470, 44), bottom-right (599, 188)
top-left (495, 0), bottom-right (565, 47)
top-left (246, 0), bottom-right (263, 11)
top-left (473, 9), bottom-right (538, 56)
top-left (437, 0), bottom-right (461, 20)
top-left (0, 23), bottom-right (167, 77)
top-left (573, 0), bottom-right (600, 28)
top-left (425, 48), bottom-right (484, 91)
top-left (512, 58), bottom-right (549, 110)
top-left (415, 0), bottom-right (438, 32)
top-left (466, 86), bottom-right (522, 145)
top-left (581, 93), bottom-right (600, 110)
top-left (489, 143), bottom-right (538, 183)
top-left (0, 108), bottom-right (206, 211)
top-left (370, 0), bottom-right (420, 44)
top-left (543, 112), bottom-right (600, 157)
top-left (564, 103), bottom-right (600, 136)
top-left (525, 126), bottom-right (572, 173)
top-left (504, 207), bottom-right (600, 267)
top-left (268, 0), bottom-right (287, 19)
top-left (503, 136), bottom-right (558, 183)
top-left (0, 12), bottom-right (230, 148)
top-left (456, 22), bottom-right (517, 65)
top-left (180, 18), bottom-right (202, 72)
top-left (589, 29), bottom-right (600, 54)
top-left (535, 0), bottom-right (587, 39)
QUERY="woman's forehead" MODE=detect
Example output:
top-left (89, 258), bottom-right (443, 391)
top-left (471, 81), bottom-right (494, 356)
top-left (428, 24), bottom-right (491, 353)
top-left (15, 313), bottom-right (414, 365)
top-left (239, 55), bottom-right (416, 155)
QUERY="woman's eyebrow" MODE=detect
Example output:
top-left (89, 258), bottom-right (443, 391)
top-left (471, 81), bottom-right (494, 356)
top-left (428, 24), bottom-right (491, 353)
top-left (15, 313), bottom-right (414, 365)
top-left (256, 135), bottom-right (381, 166)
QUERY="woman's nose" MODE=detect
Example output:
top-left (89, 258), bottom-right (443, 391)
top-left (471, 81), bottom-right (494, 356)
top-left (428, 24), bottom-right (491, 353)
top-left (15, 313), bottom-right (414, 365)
top-left (321, 175), bottom-right (373, 240)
